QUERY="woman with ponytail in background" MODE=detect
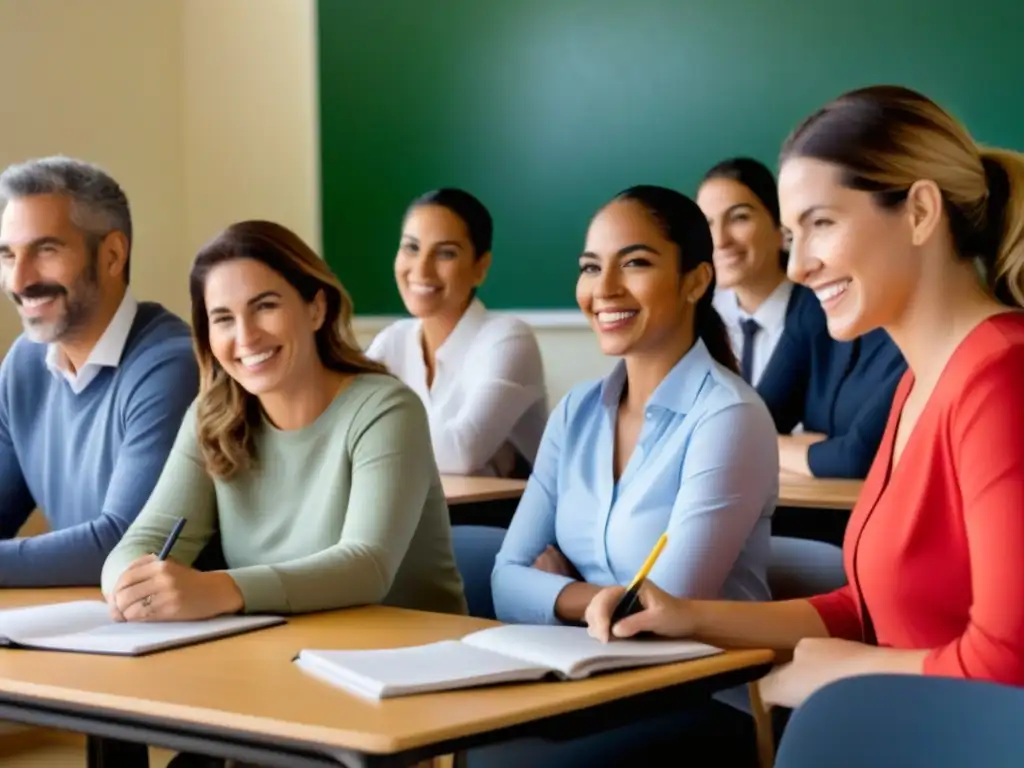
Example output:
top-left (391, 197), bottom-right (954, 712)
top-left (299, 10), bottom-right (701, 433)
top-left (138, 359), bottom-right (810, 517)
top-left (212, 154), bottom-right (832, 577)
top-left (585, 86), bottom-right (1024, 711)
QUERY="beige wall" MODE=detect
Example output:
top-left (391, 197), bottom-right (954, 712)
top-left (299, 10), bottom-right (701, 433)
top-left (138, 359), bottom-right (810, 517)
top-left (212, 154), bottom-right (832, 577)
top-left (0, 0), bottom-right (606, 404)
top-left (0, 0), bottom-right (188, 349)
top-left (182, 0), bottom-right (321, 256)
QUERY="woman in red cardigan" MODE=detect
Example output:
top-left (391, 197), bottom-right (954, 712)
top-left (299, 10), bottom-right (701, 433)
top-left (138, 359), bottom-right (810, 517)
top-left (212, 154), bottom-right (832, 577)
top-left (584, 83), bottom-right (1024, 708)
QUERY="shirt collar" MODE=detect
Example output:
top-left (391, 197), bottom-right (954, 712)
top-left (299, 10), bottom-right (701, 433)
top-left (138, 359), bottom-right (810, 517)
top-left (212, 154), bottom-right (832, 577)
top-left (46, 291), bottom-right (139, 381)
top-left (712, 288), bottom-right (741, 324)
top-left (599, 338), bottom-right (714, 416)
top-left (432, 298), bottom-right (487, 364)
top-left (747, 279), bottom-right (793, 330)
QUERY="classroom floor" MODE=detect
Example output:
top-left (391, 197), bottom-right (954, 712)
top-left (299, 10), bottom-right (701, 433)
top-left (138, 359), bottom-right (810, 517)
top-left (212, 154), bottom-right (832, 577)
top-left (0, 728), bottom-right (174, 767)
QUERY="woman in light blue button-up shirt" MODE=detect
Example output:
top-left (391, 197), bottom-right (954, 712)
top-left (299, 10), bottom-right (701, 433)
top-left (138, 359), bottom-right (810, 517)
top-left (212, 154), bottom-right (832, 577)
top-left (492, 185), bottom-right (779, 627)
top-left (475, 187), bottom-right (780, 767)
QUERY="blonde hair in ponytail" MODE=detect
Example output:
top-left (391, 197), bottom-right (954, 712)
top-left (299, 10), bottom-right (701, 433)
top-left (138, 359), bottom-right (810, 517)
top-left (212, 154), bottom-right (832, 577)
top-left (781, 85), bottom-right (1024, 307)
top-left (981, 149), bottom-right (1024, 306)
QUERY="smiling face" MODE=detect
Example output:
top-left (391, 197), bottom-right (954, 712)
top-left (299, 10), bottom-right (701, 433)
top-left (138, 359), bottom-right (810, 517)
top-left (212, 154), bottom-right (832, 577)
top-left (779, 157), bottom-right (918, 340)
top-left (394, 204), bottom-right (490, 321)
top-left (697, 177), bottom-right (784, 291)
top-left (203, 257), bottom-right (326, 398)
top-left (0, 194), bottom-right (106, 343)
top-left (577, 199), bottom-right (708, 358)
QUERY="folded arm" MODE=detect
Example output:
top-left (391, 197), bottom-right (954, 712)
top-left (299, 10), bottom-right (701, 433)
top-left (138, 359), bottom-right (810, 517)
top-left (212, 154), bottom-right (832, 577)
top-left (491, 397), bottom-right (572, 625)
top-left (428, 325), bottom-right (545, 474)
top-left (805, 356), bottom-right (905, 478)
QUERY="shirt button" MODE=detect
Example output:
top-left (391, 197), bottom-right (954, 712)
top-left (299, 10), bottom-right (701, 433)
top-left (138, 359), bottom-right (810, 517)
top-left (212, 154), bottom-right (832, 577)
top-left (645, 410), bottom-right (653, 419)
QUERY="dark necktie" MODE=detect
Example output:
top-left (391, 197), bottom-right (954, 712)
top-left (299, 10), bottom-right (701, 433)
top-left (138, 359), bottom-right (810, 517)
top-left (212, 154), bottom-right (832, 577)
top-left (740, 318), bottom-right (761, 384)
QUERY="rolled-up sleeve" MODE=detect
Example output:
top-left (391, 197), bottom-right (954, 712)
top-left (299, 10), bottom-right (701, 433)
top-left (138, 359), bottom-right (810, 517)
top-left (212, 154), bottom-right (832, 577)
top-left (428, 324), bottom-right (545, 475)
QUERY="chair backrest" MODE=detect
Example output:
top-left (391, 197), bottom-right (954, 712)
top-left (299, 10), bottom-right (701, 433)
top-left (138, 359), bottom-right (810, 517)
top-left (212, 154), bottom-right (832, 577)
top-left (768, 536), bottom-right (846, 600)
top-left (776, 674), bottom-right (1024, 767)
top-left (450, 525), bottom-right (507, 620)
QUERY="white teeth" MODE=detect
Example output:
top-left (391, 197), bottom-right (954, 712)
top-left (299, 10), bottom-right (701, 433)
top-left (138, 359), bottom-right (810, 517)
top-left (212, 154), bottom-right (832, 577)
top-left (815, 280), bottom-right (850, 303)
top-left (240, 349), bottom-right (277, 367)
top-left (597, 311), bottom-right (638, 323)
top-left (409, 283), bottom-right (440, 295)
top-left (20, 296), bottom-right (56, 308)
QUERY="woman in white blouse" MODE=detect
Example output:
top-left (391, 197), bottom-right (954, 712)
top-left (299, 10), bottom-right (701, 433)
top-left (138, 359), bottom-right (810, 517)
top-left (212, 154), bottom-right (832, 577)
top-left (367, 188), bottom-right (548, 477)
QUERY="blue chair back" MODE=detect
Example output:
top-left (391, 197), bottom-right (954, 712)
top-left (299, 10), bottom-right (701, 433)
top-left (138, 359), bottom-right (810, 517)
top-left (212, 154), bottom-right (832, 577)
top-left (776, 674), bottom-right (1024, 767)
top-left (768, 536), bottom-right (846, 600)
top-left (451, 525), bottom-right (506, 620)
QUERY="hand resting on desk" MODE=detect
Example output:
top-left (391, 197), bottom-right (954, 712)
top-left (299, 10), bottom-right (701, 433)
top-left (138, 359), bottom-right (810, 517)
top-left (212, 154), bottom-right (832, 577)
top-left (108, 553), bottom-right (244, 622)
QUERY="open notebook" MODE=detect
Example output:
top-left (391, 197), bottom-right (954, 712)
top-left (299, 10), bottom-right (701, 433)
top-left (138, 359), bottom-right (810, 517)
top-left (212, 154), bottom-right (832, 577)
top-left (0, 600), bottom-right (285, 656)
top-left (295, 624), bottom-right (722, 700)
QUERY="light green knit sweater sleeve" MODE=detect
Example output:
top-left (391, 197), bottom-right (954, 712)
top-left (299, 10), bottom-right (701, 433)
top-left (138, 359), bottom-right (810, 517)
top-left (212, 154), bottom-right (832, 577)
top-left (100, 400), bottom-right (218, 597)
top-left (226, 383), bottom-right (440, 614)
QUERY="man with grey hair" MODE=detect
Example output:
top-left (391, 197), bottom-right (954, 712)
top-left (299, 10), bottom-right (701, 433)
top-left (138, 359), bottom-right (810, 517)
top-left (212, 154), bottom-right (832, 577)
top-left (0, 155), bottom-right (198, 586)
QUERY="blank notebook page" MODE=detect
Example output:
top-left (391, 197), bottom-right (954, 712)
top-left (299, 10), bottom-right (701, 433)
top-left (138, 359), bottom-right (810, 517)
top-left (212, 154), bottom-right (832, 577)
top-left (26, 616), bottom-right (277, 654)
top-left (298, 640), bottom-right (549, 698)
top-left (463, 624), bottom-right (720, 677)
top-left (0, 601), bottom-right (112, 642)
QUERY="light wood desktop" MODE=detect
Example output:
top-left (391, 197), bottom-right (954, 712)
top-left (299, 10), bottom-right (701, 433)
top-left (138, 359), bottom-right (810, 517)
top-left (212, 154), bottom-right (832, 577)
top-left (441, 475), bottom-right (527, 505)
top-left (442, 472), bottom-right (861, 512)
top-left (0, 588), bottom-right (773, 768)
top-left (778, 471), bottom-right (862, 511)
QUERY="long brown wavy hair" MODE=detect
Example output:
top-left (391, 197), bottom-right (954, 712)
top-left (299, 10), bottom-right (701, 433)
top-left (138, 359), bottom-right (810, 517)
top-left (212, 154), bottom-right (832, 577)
top-left (189, 220), bottom-right (389, 479)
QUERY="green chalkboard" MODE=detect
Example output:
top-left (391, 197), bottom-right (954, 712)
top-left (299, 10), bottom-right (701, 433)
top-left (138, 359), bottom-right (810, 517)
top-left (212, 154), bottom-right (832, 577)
top-left (317, 0), bottom-right (1023, 315)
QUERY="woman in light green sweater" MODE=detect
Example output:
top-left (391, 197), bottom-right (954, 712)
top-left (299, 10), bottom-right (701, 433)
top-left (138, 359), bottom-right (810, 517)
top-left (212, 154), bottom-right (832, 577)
top-left (101, 220), bottom-right (467, 621)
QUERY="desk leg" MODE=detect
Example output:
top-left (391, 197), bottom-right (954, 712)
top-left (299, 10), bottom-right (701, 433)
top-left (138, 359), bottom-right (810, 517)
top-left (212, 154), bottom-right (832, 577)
top-left (86, 735), bottom-right (150, 768)
top-left (747, 682), bottom-right (775, 768)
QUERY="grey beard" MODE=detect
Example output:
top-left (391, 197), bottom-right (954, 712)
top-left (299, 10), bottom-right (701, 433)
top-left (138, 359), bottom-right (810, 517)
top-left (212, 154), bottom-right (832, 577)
top-left (22, 261), bottom-right (102, 345)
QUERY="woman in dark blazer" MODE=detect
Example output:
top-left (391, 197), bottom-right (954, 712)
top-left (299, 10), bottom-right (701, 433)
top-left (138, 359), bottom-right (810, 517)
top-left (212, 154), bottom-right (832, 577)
top-left (757, 285), bottom-right (906, 479)
top-left (699, 157), bottom-right (907, 482)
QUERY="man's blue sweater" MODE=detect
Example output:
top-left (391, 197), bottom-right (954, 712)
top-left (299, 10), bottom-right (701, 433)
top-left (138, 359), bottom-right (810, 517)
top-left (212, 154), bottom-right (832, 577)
top-left (0, 301), bottom-right (198, 585)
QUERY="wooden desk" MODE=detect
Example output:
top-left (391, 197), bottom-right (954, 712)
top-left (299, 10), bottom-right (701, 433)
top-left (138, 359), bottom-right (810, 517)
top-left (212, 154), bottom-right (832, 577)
top-left (443, 472), bottom-right (860, 511)
top-left (441, 475), bottom-right (526, 505)
top-left (0, 589), bottom-right (772, 768)
top-left (778, 472), bottom-right (863, 511)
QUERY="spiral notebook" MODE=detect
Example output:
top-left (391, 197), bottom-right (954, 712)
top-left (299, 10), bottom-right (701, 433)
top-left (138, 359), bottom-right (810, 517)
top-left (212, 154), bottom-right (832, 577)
top-left (0, 600), bottom-right (285, 656)
top-left (295, 624), bottom-right (722, 700)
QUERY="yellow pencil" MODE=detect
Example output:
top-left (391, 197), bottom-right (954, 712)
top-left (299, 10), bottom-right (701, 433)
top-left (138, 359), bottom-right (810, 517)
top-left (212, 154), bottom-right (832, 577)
top-left (611, 533), bottom-right (668, 625)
